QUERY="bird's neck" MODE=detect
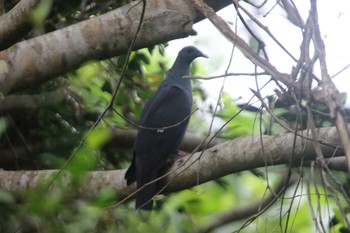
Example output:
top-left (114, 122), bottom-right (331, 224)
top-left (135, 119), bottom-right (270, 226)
top-left (165, 59), bottom-right (192, 90)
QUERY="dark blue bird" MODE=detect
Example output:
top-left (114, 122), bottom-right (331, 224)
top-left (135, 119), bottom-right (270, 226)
top-left (124, 46), bottom-right (208, 211)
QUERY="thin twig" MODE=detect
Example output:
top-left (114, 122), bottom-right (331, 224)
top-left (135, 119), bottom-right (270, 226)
top-left (233, 0), bottom-right (298, 62)
top-left (199, 170), bottom-right (294, 233)
top-left (44, 0), bottom-right (147, 191)
top-left (310, 0), bottom-right (350, 175)
top-left (330, 63), bottom-right (350, 79)
top-left (183, 72), bottom-right (268, 80)
top-left (192, 0), bottom-right (293, 87)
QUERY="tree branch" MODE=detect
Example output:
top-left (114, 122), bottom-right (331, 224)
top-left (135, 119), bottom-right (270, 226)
top-left (192, 0), bottom-right (293, 87)
top-left (199, 170), bottom-right (296, 233)
top-left (0, 88), bottom-right (69, 112)
top-left (109, 128), bottom-right (225, 151)
top-left (0, 129), bottom-right (224, 168)
top-left (0, 1), bottom-right (194, 94)
top-left (0, 0), bottom-right (232, 95)
top-left (0, 0), bottom-right (40, 50)
top-left (323, 157), bottom-right (348, 172)
top-left (309, 0), bottom-right (350, 175)
top-left (0, 127), bottom-right (344, 200)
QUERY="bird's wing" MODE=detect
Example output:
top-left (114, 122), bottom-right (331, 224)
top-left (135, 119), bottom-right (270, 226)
top-left (132, 84), bottom-right (192, 210)
top-left (134, 84), bottom-right (192, 175)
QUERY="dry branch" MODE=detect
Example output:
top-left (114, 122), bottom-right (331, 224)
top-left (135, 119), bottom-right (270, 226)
top-left (309, 0), bottom-right (350, 175)
top-left (192, 0), bottom-right (293, 86)
top-left (0, 127), bottom-right (344, 200)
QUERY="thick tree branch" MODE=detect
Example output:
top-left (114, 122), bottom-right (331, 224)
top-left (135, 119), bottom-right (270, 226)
top-left (0, 0), bottom-right (232, 95)
top-left (323, 157), bottom-right (348, 172)
top-left (0, 1), bottom-right (194, 94)
top-left (0, 0), bottom-right (39, 50)
top-left (110, 128), bottom-right (225, 151)
top-left (0, 127), bottom-right (344, 200)
top-left (0, 88), bottom-right (69, 112)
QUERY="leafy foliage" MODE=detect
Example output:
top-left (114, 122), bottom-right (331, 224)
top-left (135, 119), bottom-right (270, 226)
top-left (1, 1), bottom-right (350, 233)
top-left (215, 93), bottom-right (266, 138)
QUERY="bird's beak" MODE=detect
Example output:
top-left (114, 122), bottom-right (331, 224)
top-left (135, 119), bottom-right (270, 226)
top-left (200, 52), bottom-right (209, 58)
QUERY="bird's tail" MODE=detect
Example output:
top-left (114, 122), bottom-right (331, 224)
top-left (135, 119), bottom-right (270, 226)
top-left (136, 174), bottom-right (158, 211)
top-left (125, 152), bottom-right (136, 185)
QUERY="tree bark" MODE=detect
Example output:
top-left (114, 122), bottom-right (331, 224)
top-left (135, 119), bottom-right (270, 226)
top-left (0, 127), bottom-right (343, 200)
top-left (0, 88), bottom-right (69, 111)
top-left (0, 0), bottom-right (231, 95)
top-left (0, 0), bottom-right (39, 50)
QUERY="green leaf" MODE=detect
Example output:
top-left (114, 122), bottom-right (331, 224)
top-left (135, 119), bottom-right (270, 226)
top-left (85, 128), bottom-right (111, 150)
top-left (216, 93), bottom-right (265, 138)
top-left (29, 0), bottom-right (53, 26)
top-left (0, 191), bottom-right (15, 204)
top-left (0, 117), bottom-right (7, 137)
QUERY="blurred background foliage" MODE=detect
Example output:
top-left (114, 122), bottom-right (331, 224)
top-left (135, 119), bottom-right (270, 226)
top-left (0, 1), bottom-right (349, 233)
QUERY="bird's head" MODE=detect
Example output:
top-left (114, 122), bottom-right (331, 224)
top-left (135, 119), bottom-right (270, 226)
top-left (177, 46), bottom-right (208, 63)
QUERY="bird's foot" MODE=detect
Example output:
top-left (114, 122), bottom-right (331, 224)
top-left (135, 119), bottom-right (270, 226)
top-left (177, 150), bottom-right (189, 157)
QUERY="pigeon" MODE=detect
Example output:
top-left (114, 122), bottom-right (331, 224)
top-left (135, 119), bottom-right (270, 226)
top-left (124, 46), bottom-right (208, 211)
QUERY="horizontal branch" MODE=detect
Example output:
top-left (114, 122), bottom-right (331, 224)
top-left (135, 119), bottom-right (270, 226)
top-left (0, 127), bottom-right (344, 200)
top-left (0, 88), bottom-right (69, 112)
top-left (0, 128), bottom-right (224, 168)
top-left (183, 72), bottom-right (268, 80)
top-left (110, 128), bottom-right (224, 151)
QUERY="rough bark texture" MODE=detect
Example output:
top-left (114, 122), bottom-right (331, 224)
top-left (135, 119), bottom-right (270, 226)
top-left (0, 0), bottom-right (39, 50)
top-left (0, 1), bottom-right (193, 94)
top-left (0, 88), bottom-right (68, 111)
top-left (0, 127), bottom-right (343, 200)
top-left (0, 0), bottom-right (232, 95)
